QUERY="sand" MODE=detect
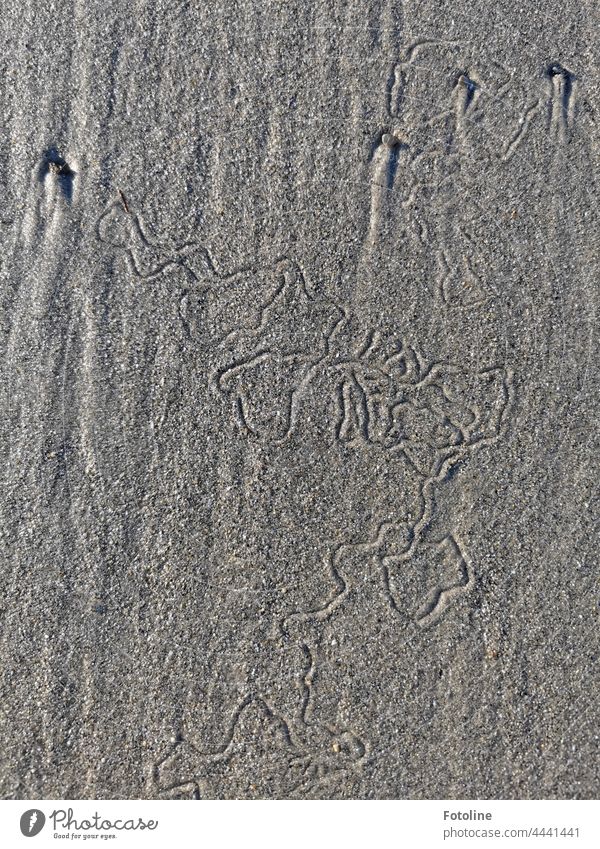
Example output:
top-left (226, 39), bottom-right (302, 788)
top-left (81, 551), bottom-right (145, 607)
top-left (0, 0), bottom-right (598, 799)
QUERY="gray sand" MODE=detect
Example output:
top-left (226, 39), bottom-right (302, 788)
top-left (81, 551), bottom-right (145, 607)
top-left (0, 1), bottom-right (598, 799)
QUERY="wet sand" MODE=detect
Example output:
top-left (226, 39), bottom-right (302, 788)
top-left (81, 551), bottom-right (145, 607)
top-left (0, 1), bottom-right (598, 799)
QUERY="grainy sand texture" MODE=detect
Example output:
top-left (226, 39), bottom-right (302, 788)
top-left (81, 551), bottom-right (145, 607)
top-left (0, 0), bottom-right (598, 799)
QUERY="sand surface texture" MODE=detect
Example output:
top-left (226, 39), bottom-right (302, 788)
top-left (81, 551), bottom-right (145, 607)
top-left (0, 1), bottom-right (598, 799)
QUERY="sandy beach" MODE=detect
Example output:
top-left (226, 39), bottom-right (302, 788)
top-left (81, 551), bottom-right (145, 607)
top-left (0, 0), bottom-right (598, 799)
